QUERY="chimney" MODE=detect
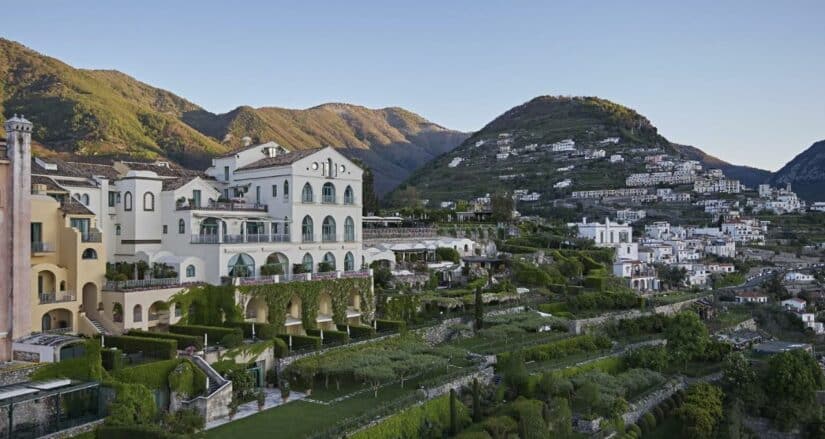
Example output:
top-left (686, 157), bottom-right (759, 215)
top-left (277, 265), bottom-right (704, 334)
top-left (32, 184), bottom-right (47, 195)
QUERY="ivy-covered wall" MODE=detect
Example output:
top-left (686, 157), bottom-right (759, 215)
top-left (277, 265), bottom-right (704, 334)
top-left (170, 284), bottom-right (242, 325)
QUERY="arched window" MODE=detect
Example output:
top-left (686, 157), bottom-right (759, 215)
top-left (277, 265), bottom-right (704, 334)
top-left (302, 216), bottom-right (314, 242)
top-left (81, 248), bottom-right (97, 260)
top-left (227, 253), bottom-right (255, 277)
top-left (302, 253), bottom-right (313, 273)
top-left (302, 183), bottom-right (314, 203)
top-left (344, 186), bottom-right (354, 204)
top-left (133, 305), bottom-right (142, 322)
top-left (344, 252), bottom-right (355, 272)
top-left (186, 265), bottom-right (196, 277)
top-left (143, 192), bottom-right (155, 211)
top-left (322, 183), bottom-right (336, 204)
top-left (322, 216), bottom-right (336, 242)
top-left (124, 192), bottom-right (133, 211)
top-left (60, 281), bottom-right (66, 291)
top-left (178, 219), bottom-right (185, 234)
top-left (283, 216), bottom-right (290, 236)
top-left (284, 180), bottom-right (289, 200)
top-left (344, 216), bottom-right (355, 242)
top-left (81, 194), bottom-right (90, 206)
top-left (322, 252), bottom-right (336, 271)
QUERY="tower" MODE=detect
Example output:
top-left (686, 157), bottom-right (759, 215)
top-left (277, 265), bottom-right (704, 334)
top-left (0, 114), bottom-right (32, 361)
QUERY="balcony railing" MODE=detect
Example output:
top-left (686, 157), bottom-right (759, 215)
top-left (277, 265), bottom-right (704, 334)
top-left (81, 230), bottom-right (103, 243)
top-left (39, 292), bottom-right (76, 304)
top-left (176, 201), bottom-right (267, 212)
top-left (104, 277), bottom-right (181, 291)
top-left (190, 234), bottom-right (291, 244)
top-left (363, 227), bottom-right (438, 240)
top-left (32, 241), bottom-right (55, 253)
top-left (237, 269), bottom-right (371, 286)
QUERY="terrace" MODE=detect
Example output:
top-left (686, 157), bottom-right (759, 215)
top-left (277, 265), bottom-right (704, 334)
top-left (191, 233), bottom-right (290, 244)
top-left (236, 269), bottom-right (372, 287)
top-left (177, 200), bottom-right (268, 212)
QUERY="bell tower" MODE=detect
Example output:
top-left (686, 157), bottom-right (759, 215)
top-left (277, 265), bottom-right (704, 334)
top-left (0, 114), bottom-right (32, 361)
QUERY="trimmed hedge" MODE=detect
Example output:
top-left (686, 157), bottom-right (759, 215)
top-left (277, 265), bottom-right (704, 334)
top-left (169, 324), bottom-right (241, 344)
top-left (113, 359), bottom-right (182, 390)
top-left (348, 325), bottom-right (377, 339)
top-left (306, 328), bottom-right (350, 344)
top-left (101, 348), bottom-right (124, 372)
top-left (104, 335), bottom-right (177, 359)
top-left (272, 337), bottom-right (289, 358)
top-left (127, 330), bottom-right (203, 349)
top-left (275, 334), bottom-right (322, 351)
top-left (96, 426), bottom-right (185, 439)
top-left (224, 321), bottom-right (278, 340)
top-left (376, 319), bottom-right (406, 333)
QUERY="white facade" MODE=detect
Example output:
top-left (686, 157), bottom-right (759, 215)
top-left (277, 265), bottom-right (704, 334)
top-left (550, 139), bottom-right (576, 152)
top-left (615, 209), bottom-right (646, 223)
top-left (781, 298), bottom-right (807, 312)
top-left (784, 272), bottom-right (815, 283)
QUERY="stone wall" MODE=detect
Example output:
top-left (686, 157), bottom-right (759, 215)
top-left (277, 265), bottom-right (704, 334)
top-left (569, 297), bottom-right (707, 335)
top-left (420, 367), bottom-right (495, 400)
top-left (41, 420), bottom-right (104, 439)
top-left (0, 362), bottom-right (41, 386)
top-left (278, 333), bottom-right (400, 369)
top-left (622, 378), bottom-right (684, 424)
top-left (415, 305), bottom-right (527, 345)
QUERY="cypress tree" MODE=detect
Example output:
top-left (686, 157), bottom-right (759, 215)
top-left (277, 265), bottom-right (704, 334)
top-left (472, 378), bottom-right (481, 422)
top-left (474, 287), bottom-right (483, 332)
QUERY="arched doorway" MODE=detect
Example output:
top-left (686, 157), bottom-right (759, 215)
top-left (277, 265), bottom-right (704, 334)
top-left (245, 296), bottom-right (268, 323)
top-left (263, 253), bottom-right (289, 276)
top-left (148, 301), bottom-right (170, 329)
top-left (227, 253), bottom-right (255, 278)
top-left (82, 282), bottom-right (99, 317)
top-left (37, 270), bottom-right (57, 301)
top-left (41, 309), bottom-right (73, 332)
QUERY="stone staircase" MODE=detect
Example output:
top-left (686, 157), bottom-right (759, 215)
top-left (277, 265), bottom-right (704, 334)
top-left (88, 318), bottom-right (109, 335)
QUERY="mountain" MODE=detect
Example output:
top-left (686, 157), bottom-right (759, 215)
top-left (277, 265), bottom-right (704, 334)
top-left (183, 104), bottom-right (468, 195)
top-left (670, 143), bottom-right (771, 188)
top-left (389, 95), bottom-right (771, 206)
top-left (770, 140), bottom-right (825, 201)
top-left (0, 38), bottom-right (466, 194)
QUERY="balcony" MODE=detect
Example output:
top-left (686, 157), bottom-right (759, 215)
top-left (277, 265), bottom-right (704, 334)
top-left (32, 241), bottom-right (55, 253)
top-left (237, 269), bottom-right (371, 286)
top-left (176, 201), bottom-right (267, 212)
top-left (362, 227), bottom-right (438, 240)
top-left (81, 230), bottom-right (103, 243)
top-left (39, 292), bottom-right (76, 304)
top-left (103, 277), bottom-right (182, 292)
top-left (190, 234), bottom-right (291, 244)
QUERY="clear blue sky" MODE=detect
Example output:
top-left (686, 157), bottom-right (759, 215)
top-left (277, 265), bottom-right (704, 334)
top-left (4, 1), bottom-right (824, 170)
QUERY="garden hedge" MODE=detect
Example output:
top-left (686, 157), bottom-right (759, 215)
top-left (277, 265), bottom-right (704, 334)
top-left (498, 335), bottom-right (612, 364)
top-left (113, 359), bottom-right (182, 390)
top-left (224, 321), bottom-right (277, 340)
top-left (272, 337), bottom-right (289, 358)
top-left (306, 328), bottom-right (350, 344)
top-left (101, 348), bottom-right (124, 372)
top-left (169, 324), bottom-right (241, 343)
top-left (103, 335), bottom-right (177, 359)
top-left (348, 325), bottom-right (377, 339)
top-left (127, 330), bottom-right (203, 349)
top-left (376, 319), bottom-right (406, 333)
top-left (275, 334), bottom-right (322, 351)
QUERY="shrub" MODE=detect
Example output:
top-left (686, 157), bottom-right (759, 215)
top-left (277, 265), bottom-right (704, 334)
top-left (351, 394), bottom-right (470, 439)
top-left (275, 334), bottom-right (321, 351)
top-left (114, 359), bottom-right (182, 390)
top-left (643, 412), bottom-right (657, 431)
top-left (127, 330), bottom-right (203, 349)
top-left (167, 360), bottom-right (207, 398)
top-left (436, 247), bottom-right (461, 263)
top-left (510, 335), bottom-right (612, 363)
top-left (163, 408), bottom-right (205, 435)
top-left (104, 382), bottom-right (158, 428)
top-left (348, 325), bottom-right (376, 339)
top-left (376, 319), bottom-right (406, 333)
top-left (101, 348), bottom-right (124, 372)
top-left (220, 332), bottom-right (243, 348)
top-left (31, 340), bottom-right (104, 381)
top-left (169, 324), bottom-right (241, 343)
top-left (272, 337), bottom-right (288, 358)
top-left (583, 275), bottom-right (607, 291)
top-left (104, 335), bottom-right (177, 359)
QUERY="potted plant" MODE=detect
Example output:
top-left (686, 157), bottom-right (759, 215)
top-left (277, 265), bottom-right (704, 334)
top-left (256, 390), bottom-right (266, 411)
top-left (280, 381), bottom-right (290, 402)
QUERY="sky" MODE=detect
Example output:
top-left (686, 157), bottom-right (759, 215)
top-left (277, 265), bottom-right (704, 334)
top-left (3, 1), bottom-right (824, 171)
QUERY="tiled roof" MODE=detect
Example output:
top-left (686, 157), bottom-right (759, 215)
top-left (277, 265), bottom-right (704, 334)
top-left (59, 200), bottom-right (95, 216)
top-left (236, 148), bottom-right (323, 171)
top-left (31, 158), bottom-right (119, 180)
top-left (162, 177), bottom-right (195, 191)
top-left (31, 175), bottom-right (67, 193)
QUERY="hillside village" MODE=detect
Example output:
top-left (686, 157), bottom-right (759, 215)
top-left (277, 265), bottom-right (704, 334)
top-left (1, 111), bottom-right (825, 439)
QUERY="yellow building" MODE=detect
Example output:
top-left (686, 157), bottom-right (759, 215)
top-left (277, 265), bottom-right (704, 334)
top-left (30, 184), bottom-right (105, 335)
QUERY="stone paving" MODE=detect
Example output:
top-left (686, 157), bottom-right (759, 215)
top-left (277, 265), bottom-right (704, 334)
top-left (205, 388), bottom-right (307, 430)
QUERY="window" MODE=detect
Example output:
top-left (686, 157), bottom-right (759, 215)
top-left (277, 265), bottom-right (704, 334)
top-left (143, 192), bottom-right (155, 211)
top-left (70, 218), bottom-right (90, 237)
top-left (163, 225), bottom-right (168, 234)
top-left (322, 216), bottom-right (336, 242)
top-left (82, 248), bottom-right (98, 259)
top-left (302, 183), bottom-right (314, 203)
top-left (227, 253), bottom-right (255, 277)
top-left (284, 217), bottom-right (290, 236)
top-left (192, 190), bottom-right (202, 208)
top-left (186, 265), bottom-right (196, 277)
top-left (133, 305), bottom-right (142, 322)
top-left (322, 252), bottom-right (336, 271)
top-left (344, 216), bottom-right (355, 241)
top-left (284, 180), bottom-right (289, 200)
top-left (271, 222), bottom-right (279, 235)
top-left (344, 186), bottom-right (354, 204)
top-left (108, 191), bottom-right (117, 207)
top-left (115, 224), bottom-right (121, 236)
top-left (178, 219), bottom-right (185, 234)
top-left (81, 194), bottom-right (90, 206)
top-left (256, 186), bottom-right (261, 204)
top-left (322, 183), bottom-right (336, 203)
top-left (31, 222), bottom-right (42, 244)
top-left (124, 192), bottom-right (132, 211)
top-left (272, 184), bottom-right (277, 198)
top-left (224, 166), bottom-right (230, 182)
top-left (302, 253), bottom-right (314, 272)
top-left (344, 252), bottom-right (355, 271)
top-left (302, 216), bottom-right (314, 242)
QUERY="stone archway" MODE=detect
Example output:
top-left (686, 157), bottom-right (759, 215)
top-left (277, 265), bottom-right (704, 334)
top-left (82, 282), bottom-right (99, 317)
top-left (245, 296), bottom-right (268, 323)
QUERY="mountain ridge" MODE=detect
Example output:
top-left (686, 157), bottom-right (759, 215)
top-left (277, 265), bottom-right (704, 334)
top-left (771, 139), bottom-right (825, 201)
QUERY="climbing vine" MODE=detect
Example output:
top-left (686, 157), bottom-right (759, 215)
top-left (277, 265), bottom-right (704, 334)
top-left (169, 284), bottom-right (242, 326)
